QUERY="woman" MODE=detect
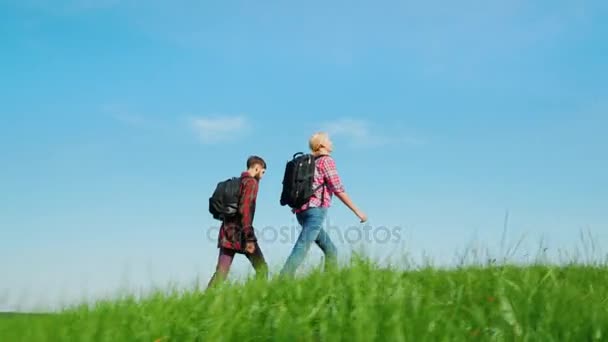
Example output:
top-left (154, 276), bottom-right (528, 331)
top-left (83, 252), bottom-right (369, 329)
top-left (280, 132), bottom-right (367, 276)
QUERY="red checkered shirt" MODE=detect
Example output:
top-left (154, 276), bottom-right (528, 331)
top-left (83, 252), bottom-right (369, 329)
top-left (296, 155), bottom-right (345, 213)
top-left (218, 172), bottom-right (258, 252)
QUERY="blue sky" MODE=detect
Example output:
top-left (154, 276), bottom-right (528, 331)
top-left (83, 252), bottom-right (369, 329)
top-left (1, 0), bottom-right (607, 311)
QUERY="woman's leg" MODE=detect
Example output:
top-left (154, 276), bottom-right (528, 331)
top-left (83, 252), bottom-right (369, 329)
top-left (315, 225), bottom-right (338, 270)
top-left (280, 207), bottom-right (327, 277)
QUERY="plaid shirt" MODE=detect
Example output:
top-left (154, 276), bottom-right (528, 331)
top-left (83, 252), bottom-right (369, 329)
top-left (296, 155), bottom-right (345, 213)
top-left (218, 172), bottom-right (258, 251)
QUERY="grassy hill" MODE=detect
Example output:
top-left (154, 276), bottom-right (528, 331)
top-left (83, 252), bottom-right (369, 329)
top-left (1, 258), bottom-right (607, 341)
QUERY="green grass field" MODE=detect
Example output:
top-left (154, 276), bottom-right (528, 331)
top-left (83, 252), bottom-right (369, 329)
top-left (1, 256), bottom-right (607, 341)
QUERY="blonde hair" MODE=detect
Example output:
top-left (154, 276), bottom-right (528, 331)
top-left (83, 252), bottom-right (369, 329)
top-left (309, 131), bottom-right (330, 153)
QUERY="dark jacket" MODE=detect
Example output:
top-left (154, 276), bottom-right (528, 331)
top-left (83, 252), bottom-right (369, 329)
top-left (217, 172), bottom-right (258, 252)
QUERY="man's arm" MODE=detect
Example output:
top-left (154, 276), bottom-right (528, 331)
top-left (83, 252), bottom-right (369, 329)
top-left (239, 177), bottom-right (258, 242)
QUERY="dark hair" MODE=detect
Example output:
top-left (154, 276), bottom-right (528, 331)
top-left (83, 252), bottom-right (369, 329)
top-left (247, 155), bottom-right (266, 169)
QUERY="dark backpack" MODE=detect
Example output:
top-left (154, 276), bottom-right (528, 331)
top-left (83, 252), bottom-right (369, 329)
top-left (280, 152), bottom-right (325, 209)
top-left (209, 176), bottom-right (241, 220)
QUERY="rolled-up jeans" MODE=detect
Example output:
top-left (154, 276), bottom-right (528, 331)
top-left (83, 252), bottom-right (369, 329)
top-left (280, 207), bottom-right (338, 276)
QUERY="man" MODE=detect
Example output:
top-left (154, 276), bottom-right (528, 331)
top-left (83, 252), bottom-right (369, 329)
top-left (207, 155), bottom-right (268, 288)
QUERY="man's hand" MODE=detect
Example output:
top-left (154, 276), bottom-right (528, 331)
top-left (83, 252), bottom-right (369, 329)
top-left (245, 242), bottom-right (256, 254)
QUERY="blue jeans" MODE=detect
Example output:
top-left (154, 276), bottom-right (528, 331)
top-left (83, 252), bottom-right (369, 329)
top-left (280, 207), bottom-right (338, 276)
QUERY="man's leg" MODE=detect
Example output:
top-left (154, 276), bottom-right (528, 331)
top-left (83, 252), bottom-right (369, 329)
top-left (245, 241), bottom-right (268, 280)
top-left (207, 247), bottom-right (236, 288)
top-left (280, 207), bottom-right (326, 277)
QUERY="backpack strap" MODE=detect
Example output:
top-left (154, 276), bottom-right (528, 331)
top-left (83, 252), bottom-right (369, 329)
top-left (312, 154), bottom-right (330, 205)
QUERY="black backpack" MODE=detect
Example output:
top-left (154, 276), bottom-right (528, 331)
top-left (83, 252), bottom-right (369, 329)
top-left (280, 152), bottom-right (325, 209)
top-left (209, 177), bottom-right (241, 220)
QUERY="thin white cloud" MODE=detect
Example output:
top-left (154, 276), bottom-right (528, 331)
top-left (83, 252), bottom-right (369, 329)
top-left (103, 104), bottom-right (149, 128)
top-left (115, 113), bottom-right (147, 127)
top-left (190, 115), bottom-right (251, 144)
top-left (321, 118), bottom-right (425, 148)
top-left (18, 0), bottom-right (124, 14)
top-left (70, 0), bottom-right (123, 11)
